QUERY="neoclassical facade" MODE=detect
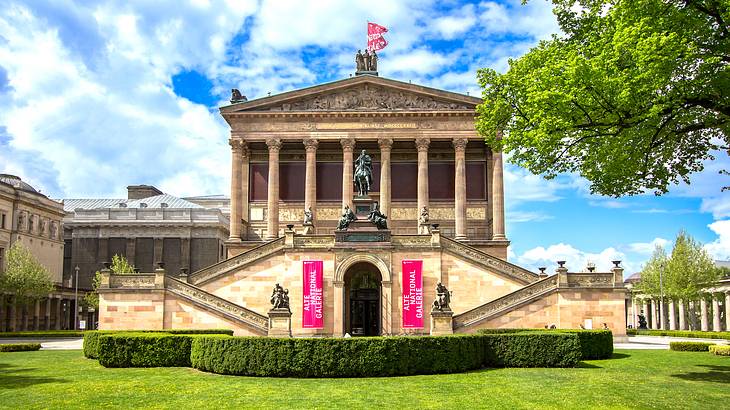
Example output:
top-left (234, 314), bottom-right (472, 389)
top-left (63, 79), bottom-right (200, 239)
top-left (222, 75), bottom-right (508, 258)
top-left (98, 72), bottom-right (627, 339)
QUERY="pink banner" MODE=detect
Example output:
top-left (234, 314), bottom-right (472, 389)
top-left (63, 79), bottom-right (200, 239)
top-left (401, 260), bottom-right (424, 328)
top-left (302, 260), bottom-right (324, 329)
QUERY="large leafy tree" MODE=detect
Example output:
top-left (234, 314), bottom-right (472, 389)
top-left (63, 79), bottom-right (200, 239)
top-left (637, 231), bottom-right (720, 300)
top-left (477, 0), bottom-right (729, 196)
top-left (0, 242), bottom-right (54, 306)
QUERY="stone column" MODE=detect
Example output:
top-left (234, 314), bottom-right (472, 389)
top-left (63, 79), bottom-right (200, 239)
top-left (415, 138), bottom-right (430, 229)
top-left (651, 299), bottom-right (658, 329)
top-left (333, 281), bottom-right (345, 337)
top-left (491, 140), bottom-right (506, 240)
top-left (341, 138), bottom-right (355, 209)
top-left (125, 238), bottom-right (136, 266)
top-left (8, 296), bottom-right (16, 331)
top-left (659, 300), bottom-right (666, 330)
top-left (241, 144), bottom-right (250, 233)
top-left (453, 138), bottom-right (468, 241)
top-left (712, 294), bottom-right (721, 331)
top-left (181, 238), bottom-right (191, 273)
top-left (642, 300), bottom-right (649, 328)
top-left (726, 292), bottom-right (730, 331)
top-left (266, 138), bottom-right (282, 240)
top-left (45, 297), bottom-right (52, 330)
top-left (228, 138), bottom-right (244, 241)
top-left (668, 300), bottom-right (676, 330)
top-left (303, 138), bottom-right (318, 223)
top-left (153, 238), bottom-right (163, 266)
top-left (55, 297), bottom-right (62, 330)
top-left (678, 299), bottom-right (686, 330)
top-left (381, 281), bottom-right (392, 335)
top-left (700, 297), bottom-right (709, 331)
top-left (33, 299), bottom-right (40, 330)
top-left (378, 138), bottom-right (393, 216)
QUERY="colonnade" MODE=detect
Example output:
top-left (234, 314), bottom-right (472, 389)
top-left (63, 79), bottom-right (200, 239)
top-left (0, 294), bottom-right (94, 331)
top-left (631, 292), bottom-right (730, 331)
top-left (228, 137), bottom-right (507, 241)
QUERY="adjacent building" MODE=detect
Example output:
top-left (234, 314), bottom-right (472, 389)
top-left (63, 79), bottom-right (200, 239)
top-left (0, 174), bottom-right (78, 331)
top-left (62, 185), bottom-right (229, 290)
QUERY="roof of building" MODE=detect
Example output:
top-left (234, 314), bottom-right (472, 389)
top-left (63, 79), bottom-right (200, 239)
top-left (624, 272), bottom-right (641, 283)
top-left (716, 260), bottom-right (730, 269)
top-left (183, 194), bottom-right (229, 200)
top-left (63, 194), bottom-right (203, 212)
top-left (0, 174), bottom-right (40, 194)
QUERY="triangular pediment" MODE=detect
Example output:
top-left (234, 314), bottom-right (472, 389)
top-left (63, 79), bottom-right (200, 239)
top-left (220, 75), bottom-right (481, 114)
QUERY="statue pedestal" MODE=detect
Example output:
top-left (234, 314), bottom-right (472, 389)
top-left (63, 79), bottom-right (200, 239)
top-left (352, 196), bottom-right (375, 217)
top-left (418, 223), bottom-right (430, 235)
top-left (302, 223), bottom-right (314, 235)
top-left (268, 308), bottom-right (292, 337)
top-left (430, 309), bottom-right (454, 336)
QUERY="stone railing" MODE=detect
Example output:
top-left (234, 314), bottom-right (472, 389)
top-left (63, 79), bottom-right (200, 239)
top-left (165, 277), bottom-right (268, 334)
top-left (440, 236), bottom-right (539, 285)
top-left (454, 275), bottom-right (559, 329)
top-left (565, 273), bottom-right (615, 288)
top-left (108, 274), bottom-right (157, 289)
top-left (190, 237), bottom-right (286, 285)
top-left (391, 235), bottom-right (432, 248)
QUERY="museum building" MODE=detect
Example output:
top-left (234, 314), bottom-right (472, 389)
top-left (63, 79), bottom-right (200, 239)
top-left (98, 65), bottom-right (628, 339)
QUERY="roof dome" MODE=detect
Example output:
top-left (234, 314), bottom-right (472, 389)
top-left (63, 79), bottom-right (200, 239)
top-left (0, 174), bottom-right (40, 194)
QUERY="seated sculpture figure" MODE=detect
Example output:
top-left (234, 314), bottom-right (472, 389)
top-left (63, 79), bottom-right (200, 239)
top-left (367, 202), bottom-right (388, 230)
top-left (337, 205), bottom-right (357, 230)
top-left (270, 283), bottom-right (290, 311)
top-left (432, 282), bottom-right (451, 311)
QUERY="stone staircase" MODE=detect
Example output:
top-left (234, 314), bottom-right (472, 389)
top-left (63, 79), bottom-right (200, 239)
top-left (453, 274), bottom-right (559, 329)
top-left (440, 236), bottom-right (539, 285)
top-left (165, 276), bottom-right (269, 335)
top-left (189, 237), bottom-right (286, 286)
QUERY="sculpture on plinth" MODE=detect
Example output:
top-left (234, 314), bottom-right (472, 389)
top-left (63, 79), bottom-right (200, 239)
top-left (354, 149), bottom-right (373, 197)
top-left (638, 314), bottom-right (648, 329)
top-left (432, 282), bottom-right (451, 311)
top-left (302, 207), bottom-right (314, 234)
top-left (337, 205), bottom-right (357, 230)
top-left (230, 89), bottom-right (247, 103)
top-left (270, 283), bottom-right (290, 311)
top-left (368, 202), bottom-right (388, 229)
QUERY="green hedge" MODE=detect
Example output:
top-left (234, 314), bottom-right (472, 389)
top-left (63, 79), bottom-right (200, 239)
top-left (97, 333), bottom-right (200, 367)
top-left (669, 341), bottom-right (714, 351)
top-left (0, 331), bottom-right (84, 338)
top-left (0, 343), bottom-right (42, 352)
top-left (709, 345), bottom-right (730, 356)
top-left (83, 329), bottom-right (233, 359)
top-left (477, 329), bottom-right (613, 360)
top-left (190, 333), bottom-right (581, 378)
top-left (627, 329), bottom-right (730, 340)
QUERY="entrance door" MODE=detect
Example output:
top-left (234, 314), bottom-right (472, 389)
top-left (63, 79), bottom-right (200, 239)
top-left (345, 264), bottom-right (381, 336)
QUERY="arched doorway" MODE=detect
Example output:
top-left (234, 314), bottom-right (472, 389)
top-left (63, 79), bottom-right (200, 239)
top-left (344, 262), bottom-right (382, 336)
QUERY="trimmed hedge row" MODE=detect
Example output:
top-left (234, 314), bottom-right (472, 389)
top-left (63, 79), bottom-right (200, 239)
top-left (0, 331), bottom-right (84, 338)
top-left (83, 329), bottom-right (234, 359)
top-left (669, 341), bottom-right (714, 352)
top-left (189, 333), bottom-right (582, 377)
top-left (709, 345), bottom-right (730, 356)
top-left (477, 329), bottom-right (613, 360)
top-left (627, 329), bottom-right (730, 340)
top-left (97, 333), bottom-right (199, 367)
top-left (0, 343), bottom-right (42, 352)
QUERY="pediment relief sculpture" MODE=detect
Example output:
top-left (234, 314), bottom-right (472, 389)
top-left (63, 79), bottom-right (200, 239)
top-left (256, 85), bottom-right (471, 112)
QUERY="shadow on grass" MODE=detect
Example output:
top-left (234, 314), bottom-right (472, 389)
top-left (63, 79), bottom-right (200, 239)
top-left (0, 363), bottom-right (68, 389)
top-left (671, 364), bottom-right (730, 384)
top-left (611, 353), bottom-right (631, 360)
top-left (576, 362), bottom-right (601, 369)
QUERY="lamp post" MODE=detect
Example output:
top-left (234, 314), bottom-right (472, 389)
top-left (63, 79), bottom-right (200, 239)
top-left (74, 266), bottom-right (79, 331)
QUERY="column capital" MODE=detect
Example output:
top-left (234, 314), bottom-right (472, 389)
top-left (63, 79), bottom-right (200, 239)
top-left (452, 138), bottom-right (468, 151)
top-left (229, 138), bottom-right (245, 153)
top-left (415, 138), bottom-right (430, 152)
top-left (378, 138), bottom-right (394, 150)
top-left (340, 138), bottom-right (356, 151)
top-left (303, 138), bottom-right (319, 152)
top-left (266, 138), bottom-right (283, 152)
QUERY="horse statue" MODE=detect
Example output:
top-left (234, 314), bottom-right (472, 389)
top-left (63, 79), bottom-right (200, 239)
top-left (354, 149), bottom-right (373, 197)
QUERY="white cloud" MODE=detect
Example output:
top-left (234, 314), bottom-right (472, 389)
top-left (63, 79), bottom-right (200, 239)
top-left (432, 4), bottom-right (477, 39)
top-left (626, 237), bottom-right (670, 255)
top-left (478, 0), bottom-right (560, 41)
top-left (704, 220), bottom-right (730, 260)
top-left (508, 211), bottom-right (553, 223)
top-left (514, 243), bottom-right (630, 273)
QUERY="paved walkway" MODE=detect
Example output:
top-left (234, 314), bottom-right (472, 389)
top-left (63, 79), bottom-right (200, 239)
top-left (615, 335), bottom-right (730, 350)
top-left (0, 337), bottom-right (83, 350)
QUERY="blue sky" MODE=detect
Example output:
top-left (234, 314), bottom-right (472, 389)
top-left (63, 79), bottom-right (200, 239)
top-left (0, 0), bottom-right (728, 274)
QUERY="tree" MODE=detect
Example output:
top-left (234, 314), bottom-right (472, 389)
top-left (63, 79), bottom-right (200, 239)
top-left (83, 254), bottom-right (134, 310)
top-left (0, 242), bottom-right (54, 308)
top-left (476, 0), bottom-right (729, 196)
top-left (637, 231), bottom-right (721, 300)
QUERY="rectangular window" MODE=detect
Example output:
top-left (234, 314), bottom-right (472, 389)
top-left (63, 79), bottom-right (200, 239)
top-left (1, 213), bottom-right (5, 229)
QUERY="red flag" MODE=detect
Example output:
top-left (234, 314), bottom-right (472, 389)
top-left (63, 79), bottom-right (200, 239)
top-left (367, 22), bottom-right (388, 51)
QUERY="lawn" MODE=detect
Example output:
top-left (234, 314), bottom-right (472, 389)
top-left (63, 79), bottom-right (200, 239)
top-left (0, 349), bottom-right (728, 409)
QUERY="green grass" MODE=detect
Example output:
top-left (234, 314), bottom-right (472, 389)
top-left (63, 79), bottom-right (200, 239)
top-left (1, 350), bottom-right (728, 409)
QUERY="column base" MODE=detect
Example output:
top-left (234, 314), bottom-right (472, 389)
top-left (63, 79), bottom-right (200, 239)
top-left (454, 234), bottom-right (467, 241)
top-left (492, 234), bottom-right (507, 240)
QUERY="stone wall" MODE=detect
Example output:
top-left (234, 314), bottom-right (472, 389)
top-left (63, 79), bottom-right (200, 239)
top-left (99, 291), bottom-right (165, 330)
